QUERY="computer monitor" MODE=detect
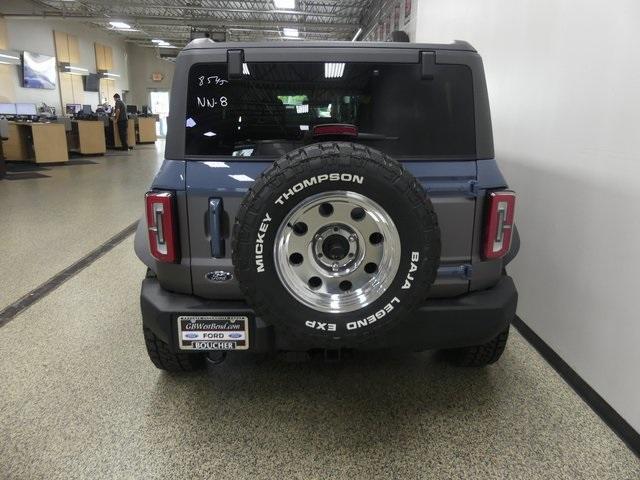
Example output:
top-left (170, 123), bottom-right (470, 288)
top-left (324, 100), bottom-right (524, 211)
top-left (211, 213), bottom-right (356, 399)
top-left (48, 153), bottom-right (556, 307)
top-left (126, 105), bottom-right (138, 114)
top-left (82, 104), bottom-right (92, 115)
top-left (66, 104), bottom-right (81, 115)
top-left (15, 103), bottom-right (37, 116)
top-left (0, 103), bottom-right (16, 116)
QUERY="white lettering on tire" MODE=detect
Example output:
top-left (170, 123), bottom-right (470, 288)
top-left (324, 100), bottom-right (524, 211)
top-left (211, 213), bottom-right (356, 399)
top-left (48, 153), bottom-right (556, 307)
top-left (346, 297), bottom-right (400, 330)
top-left (255, 212), bottom-right (272, 272)
top-left (305, 321), bottom-right (337, 332)
top-left (274, 174), bottom-right (364, 205)
top-left (345, 251), bottom-right (420, 331)
top-left (401, 252), bottom-right (420, 289)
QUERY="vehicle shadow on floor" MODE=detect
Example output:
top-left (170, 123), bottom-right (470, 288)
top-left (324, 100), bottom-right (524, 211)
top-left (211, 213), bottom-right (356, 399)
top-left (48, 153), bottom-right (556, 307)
top-left (146, 349), bottom-right (502, 454)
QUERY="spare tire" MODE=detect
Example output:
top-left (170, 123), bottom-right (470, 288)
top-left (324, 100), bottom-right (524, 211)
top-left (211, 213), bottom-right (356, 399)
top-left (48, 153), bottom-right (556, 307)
top-left (232, 142), bottom-right (440, 345)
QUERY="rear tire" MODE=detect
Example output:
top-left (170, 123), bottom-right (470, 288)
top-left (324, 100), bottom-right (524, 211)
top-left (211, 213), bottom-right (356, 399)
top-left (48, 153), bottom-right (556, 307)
top-left (143, 328), bottom-right (205, 372)
top-left (445, 325), bottom-right (510, 367)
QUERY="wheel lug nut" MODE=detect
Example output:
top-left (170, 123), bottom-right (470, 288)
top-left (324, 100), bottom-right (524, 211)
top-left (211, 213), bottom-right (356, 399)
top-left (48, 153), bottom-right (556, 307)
top-left (348, 235), bottom-right (357, 242)
top-left (332, 262), bottom-right (339, 271)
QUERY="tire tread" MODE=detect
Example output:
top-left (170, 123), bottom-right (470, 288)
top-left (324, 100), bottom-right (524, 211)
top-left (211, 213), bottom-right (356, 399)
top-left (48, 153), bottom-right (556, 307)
top-left (448, 325), bottom-right (510, 367)
top-left (143, 328), bottom-right (205, 372)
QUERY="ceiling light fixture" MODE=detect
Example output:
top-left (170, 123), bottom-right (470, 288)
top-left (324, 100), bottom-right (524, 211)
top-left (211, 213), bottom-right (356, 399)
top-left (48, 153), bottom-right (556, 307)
top-left (65, 65), bottom-right (88, 72)
top-left (109, 21), bottom-right (131, 29)
top-left (274, 0), bottom-right (295, 9)
top-left (0, 50), bottom-right (20, 65)
top-left (283, 28), bottom-right (299, 38)
top-left (324, 62), bottom-right (345, 78)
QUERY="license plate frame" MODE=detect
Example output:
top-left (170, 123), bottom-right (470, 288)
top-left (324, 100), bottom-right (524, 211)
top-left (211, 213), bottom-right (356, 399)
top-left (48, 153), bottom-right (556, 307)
top-left (176, 315), bottom-right (250, 351)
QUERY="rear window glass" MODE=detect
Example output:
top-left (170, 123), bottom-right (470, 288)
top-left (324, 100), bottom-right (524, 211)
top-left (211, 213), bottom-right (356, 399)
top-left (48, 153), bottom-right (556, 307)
top-left (185, 62), bottom-right (475, 158)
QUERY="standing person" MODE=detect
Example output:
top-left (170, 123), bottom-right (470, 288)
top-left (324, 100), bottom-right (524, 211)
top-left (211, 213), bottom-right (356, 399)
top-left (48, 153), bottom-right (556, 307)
top-left (113, 93), bottom-right (129, 151)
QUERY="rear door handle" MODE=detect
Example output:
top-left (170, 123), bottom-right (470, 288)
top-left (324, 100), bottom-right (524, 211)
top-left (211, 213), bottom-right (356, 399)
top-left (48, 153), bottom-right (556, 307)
top-left (208, 198), bottom-right (225, 258)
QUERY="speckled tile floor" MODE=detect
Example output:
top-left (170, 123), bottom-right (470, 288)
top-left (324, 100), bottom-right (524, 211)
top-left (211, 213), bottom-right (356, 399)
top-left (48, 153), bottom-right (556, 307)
top-left (0, 144), bottom-right (164, 306)
top-left (1, 235), bottom-right (639, 479)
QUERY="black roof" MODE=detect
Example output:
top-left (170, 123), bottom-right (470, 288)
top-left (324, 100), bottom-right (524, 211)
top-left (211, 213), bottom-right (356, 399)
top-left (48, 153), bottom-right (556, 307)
top-left (183, 38), bottom-right (476, 53)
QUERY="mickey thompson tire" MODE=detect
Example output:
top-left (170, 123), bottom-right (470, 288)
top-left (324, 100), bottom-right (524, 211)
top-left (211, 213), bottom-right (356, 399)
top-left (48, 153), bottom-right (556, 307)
top-left (232, 142), bottom-right (441, 346)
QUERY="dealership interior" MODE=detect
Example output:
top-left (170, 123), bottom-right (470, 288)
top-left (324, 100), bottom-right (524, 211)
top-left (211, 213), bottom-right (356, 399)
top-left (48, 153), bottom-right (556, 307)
top-left (0, 0), bottom-right (639, 478)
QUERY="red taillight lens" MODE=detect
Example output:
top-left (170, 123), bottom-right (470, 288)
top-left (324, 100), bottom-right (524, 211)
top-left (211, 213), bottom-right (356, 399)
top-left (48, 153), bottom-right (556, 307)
top-left (312, 123), bottom-right (358, 137)
top-left (482, 190), bottom-right (516, 260)
top-left (145, 191), bottom-right (179, 263)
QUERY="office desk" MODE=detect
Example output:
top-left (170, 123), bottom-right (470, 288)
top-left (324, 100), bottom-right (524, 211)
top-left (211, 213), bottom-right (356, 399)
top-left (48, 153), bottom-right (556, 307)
top-left (107, 119), bottom-right (136, 149)
top-left (2, 122), bottom-right (69, 163)
top-left (68, 120), bottom-right (106, 155)
top-left (136, 117), bottom-right (157, 143)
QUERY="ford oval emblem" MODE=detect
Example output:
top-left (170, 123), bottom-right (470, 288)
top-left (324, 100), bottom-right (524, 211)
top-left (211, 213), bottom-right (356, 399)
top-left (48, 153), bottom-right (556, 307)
top-left (228, 333), bottom-right (242, 339)
top-left (206, 271), bottom-right (233, 282)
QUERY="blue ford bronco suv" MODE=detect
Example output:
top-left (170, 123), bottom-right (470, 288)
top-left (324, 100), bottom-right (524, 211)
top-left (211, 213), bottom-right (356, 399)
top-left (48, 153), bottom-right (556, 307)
top-left (135, 39), bottom-right (519, 372)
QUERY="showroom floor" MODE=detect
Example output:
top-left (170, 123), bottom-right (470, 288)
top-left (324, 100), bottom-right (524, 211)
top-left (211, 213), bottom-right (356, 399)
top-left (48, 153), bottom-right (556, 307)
top-left (1, 147), bottom-right (639, 479)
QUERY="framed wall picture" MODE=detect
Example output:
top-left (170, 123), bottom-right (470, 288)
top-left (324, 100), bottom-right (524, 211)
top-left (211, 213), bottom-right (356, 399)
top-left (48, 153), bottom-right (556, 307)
top-left (22, 51), bottom-right (56, 89)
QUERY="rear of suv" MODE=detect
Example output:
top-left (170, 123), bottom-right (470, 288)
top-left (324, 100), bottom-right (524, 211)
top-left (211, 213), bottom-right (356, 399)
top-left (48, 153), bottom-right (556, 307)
top-left (135, 39), bottom-right (519, 372)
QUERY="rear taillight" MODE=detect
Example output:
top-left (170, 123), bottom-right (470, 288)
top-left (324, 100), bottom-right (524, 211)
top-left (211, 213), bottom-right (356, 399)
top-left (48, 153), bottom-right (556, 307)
top-left (482, 190), bottom-right (516, 260)
top-left (145, 191), bottom-right (179, 263)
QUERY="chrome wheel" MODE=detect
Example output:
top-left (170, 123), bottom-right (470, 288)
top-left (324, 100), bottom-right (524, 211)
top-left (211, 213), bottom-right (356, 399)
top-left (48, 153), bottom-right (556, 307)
top-left (274, 191), bottom-right (401, 313)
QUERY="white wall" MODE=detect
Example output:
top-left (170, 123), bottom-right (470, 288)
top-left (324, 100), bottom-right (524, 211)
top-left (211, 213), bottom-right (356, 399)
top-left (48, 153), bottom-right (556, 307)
top-left (415, 0), bottom-right (640, 431)
top-left (1, 17), bottom-right (129, 111)
top-left (126, 44), bottom-right (175, 108)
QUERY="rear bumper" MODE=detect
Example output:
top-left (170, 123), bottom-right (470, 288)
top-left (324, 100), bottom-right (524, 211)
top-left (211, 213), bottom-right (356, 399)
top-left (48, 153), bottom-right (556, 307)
top-left (141, 276), bottom-right (517, 353)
